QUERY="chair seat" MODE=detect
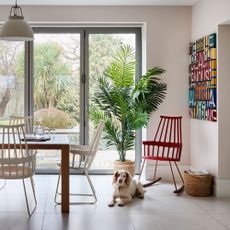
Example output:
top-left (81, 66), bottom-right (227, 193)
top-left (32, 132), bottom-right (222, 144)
top-left (143, 156), bottom-right (180, 161)
top-left (0, 165), bottom-right (33, 179)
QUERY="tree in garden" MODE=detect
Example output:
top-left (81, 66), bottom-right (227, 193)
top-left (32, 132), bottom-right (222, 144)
top-left (0, 42), bottom-right (22, 116)
top-left (34, 43), bottom-right (81, 124)
top-left (18, 42), bottom-right (72, 110)
top-left (17, 42), bottom-right (80, 127)
top-left (88, 34), bottom-right (123, 100)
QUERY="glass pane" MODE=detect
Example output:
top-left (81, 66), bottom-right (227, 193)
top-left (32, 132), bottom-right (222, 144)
top-left (88, 33), bottom-right (136, 170)
top-left (33, 33), bottom-right (80, 170)
top-left (0, 41), bottom-right (24, 124)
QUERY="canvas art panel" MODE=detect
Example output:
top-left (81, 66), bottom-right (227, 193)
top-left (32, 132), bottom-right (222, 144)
top-left (189, 33), bottom-right (217, 122)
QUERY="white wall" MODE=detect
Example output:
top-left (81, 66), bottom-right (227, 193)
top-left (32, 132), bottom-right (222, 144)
top-left (218, 25), bottom-right (230, 179)
top-left (192, 0), bottom-right (230, 195)
top-left (192, 0), bottom-right (230, 40)
top-left (0, 5), bottom-right (191, 176)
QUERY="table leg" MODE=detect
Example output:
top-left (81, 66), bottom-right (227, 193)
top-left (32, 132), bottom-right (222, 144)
top-left (61, 145), bottom-right (70, 213)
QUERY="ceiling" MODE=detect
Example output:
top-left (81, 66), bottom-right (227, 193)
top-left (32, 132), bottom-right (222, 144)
top-left (0, 0), bottom-right (201, 6)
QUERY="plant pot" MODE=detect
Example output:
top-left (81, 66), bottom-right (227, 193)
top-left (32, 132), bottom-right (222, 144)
top-left (113, 159), bottom-right (135, 177)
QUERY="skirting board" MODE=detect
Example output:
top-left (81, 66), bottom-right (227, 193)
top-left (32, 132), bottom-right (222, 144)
top-left (214, 179), bottom-right (230, 197)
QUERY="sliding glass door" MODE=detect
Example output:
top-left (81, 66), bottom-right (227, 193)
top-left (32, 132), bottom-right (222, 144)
top-left (31, 28), bottom-right (82, 170)
top-left (27, 27), bottom-right (141, 172)
top-left (86, 28), bottom-right (142, 171)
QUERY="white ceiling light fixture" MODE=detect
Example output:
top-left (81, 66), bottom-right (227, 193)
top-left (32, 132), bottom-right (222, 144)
top-left (0, 0), bottom-right (34, 41)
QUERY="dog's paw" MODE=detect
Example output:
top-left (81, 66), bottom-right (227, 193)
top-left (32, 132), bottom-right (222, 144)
top-left (138, 194), bottom-right (144, 199)
top-left (136, 191), bottom-right (144, 199)
top-left (117, 203), bottom-right (124, 207)
top-left (108, 203), bottom-right (114, 207)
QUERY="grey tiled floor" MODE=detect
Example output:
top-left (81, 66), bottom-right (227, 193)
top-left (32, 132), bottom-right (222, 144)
top-left (0, 175), bottom-right (230, 230)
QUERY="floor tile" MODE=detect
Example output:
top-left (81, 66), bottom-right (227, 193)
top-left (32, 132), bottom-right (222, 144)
top-left (0, 213), bottom-right (43, 230)
top-left (191, 197), bottom-right (230, 214)
top-left (123, 190), bottom-right (206, 215)
top-left (212, 213), bottom-right (230, 229)
top-left (129, 213), bottom-right (229, 230)
top-left (42, 212), bottom-right (135, 230)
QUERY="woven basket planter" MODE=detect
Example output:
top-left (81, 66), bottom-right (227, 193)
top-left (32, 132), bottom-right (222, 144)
top-left (113, 160), bottom-right (135, 177)
top-left (184, 171), bottom-right (213, 197)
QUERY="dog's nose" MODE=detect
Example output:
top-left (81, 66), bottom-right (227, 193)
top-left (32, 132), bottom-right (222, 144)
top-left (118, 179), bottom-right (122, 184)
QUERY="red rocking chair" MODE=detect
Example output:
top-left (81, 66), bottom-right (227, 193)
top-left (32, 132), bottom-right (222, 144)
top-left (139, 116), bottom-right (184, 193)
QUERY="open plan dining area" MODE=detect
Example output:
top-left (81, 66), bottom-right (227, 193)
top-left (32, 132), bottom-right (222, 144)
top-left (1, 0), bottom-right (230, 229)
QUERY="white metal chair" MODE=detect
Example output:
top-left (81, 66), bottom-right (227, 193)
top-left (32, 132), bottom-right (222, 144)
top-left (0, 123), bottom-right (37, 216)
top-left (54, 121), bottom-right (104, 204)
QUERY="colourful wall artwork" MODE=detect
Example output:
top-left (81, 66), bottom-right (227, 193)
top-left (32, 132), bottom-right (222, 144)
top-left (189, 33), bottom-right (217, 122)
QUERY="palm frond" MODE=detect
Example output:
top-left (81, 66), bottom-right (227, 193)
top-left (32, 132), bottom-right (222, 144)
top-left (89, 107), bottom-right (106, 124)
top-left (104, 45), bottom-right (135, 88)
top-left (142, 67), bottom-right (166, 78)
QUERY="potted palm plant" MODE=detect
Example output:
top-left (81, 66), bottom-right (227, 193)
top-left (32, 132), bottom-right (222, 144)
top-left (90, 44), bottom-right (167, 176)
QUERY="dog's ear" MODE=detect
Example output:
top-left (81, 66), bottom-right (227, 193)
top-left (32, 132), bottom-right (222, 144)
top-left (112, 171), bottom-right (118, 184)
top-left (125, 171), bottom-right (132, 186)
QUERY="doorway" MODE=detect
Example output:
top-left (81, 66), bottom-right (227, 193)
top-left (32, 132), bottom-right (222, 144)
top-left (28, 27), bottom-right (142, 173)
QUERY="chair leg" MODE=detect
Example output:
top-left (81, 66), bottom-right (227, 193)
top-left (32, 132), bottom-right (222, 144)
top-left (168, 161), bottom-right (184, 194)
top-left (22, 177), bottom-right (37, 217)
top-left (30, 177), bottom-right (37, 206)
top-left (54, 170), bottom-right (97, 205)
top-left (142, 160), bottom-right (162, 188)
top-left (153, 160), bottom-right (158, 181)
top-left (0, 179), bottom-right (7, 191)
top-left (174, 162), bottom-right (184, 193)
top-left (54, 171), bottom-right (61, 204)
top-left (85, 170), bottom-right (97, 204)
top-left (174, 162), bottom-right (184, 184)
top-left (169, 161), bottom-right (177, 191)
top-left (138, 158), bottom-right (146, 180)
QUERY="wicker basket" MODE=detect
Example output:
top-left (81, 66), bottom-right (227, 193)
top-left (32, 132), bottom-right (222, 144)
top-left (184, 171), bottom-right (213, 197)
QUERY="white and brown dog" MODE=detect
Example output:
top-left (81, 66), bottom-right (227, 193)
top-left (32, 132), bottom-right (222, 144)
top-left (108, 169), bottom-right (144, 207)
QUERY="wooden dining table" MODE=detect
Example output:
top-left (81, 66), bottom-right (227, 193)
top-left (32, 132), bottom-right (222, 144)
top-left (1, 133), bottom-right (70, 213)
top-left (28, 134), bottom-right (70, 213)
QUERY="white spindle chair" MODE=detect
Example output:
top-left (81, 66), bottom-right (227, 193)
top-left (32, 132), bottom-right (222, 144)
top-left (0, 123), bottom-right (37, 216)
top-left (54, 121), bottom-right (104, 204)
top-left (10, 115), bottom-right (34, 134)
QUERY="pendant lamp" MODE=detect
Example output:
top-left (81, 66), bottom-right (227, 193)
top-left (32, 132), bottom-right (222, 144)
top-left (0, 0), bottom-right (34, 41)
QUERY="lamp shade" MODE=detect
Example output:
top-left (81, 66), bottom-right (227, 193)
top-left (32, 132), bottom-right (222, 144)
top-left (0, 2), bottom-right (34, 41)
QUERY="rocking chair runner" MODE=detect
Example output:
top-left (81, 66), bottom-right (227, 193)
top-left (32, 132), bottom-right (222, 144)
top-left (139, 116), bottom-right (184, 193)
